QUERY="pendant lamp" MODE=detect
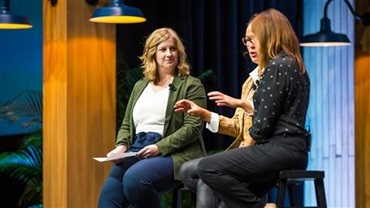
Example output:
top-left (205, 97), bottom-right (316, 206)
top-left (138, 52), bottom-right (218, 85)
top-left (89, 0), bottom-right (146, 24)
top-left (0, 0), bottom-right (32, 29)
top-left (300, 0), bottom-right (369, 47)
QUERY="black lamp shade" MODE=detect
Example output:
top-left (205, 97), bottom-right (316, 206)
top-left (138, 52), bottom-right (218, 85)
top-left (89, 0), bottom-right (146, 24)
top-left (300, 10), bottom-right (350, 47)
top-left (0, 0), bottom-right (32, 29)
top-left (300, 31), bottom-right (351, 47)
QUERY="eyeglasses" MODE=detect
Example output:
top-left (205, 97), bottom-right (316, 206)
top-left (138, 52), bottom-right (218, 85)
top-left (242, 36), bottom-right (254, 46)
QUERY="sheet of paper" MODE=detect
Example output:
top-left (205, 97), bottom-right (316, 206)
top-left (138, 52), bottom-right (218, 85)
top-left (93, 152), bottom-right (137, 162)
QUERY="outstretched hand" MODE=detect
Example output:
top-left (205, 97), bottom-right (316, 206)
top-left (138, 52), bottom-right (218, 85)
top-left (208, 91), bottom-right (241, 108)
top-left (174, 99), bottom-right (212, 123)
top-left (174, 99), bottom-right (202, 117)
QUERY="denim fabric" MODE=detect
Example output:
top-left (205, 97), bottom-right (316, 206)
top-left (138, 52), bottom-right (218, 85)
top-left (97, 132), bottom-right (181, 208)
top-left (129, 132), bottom-right (162, 152)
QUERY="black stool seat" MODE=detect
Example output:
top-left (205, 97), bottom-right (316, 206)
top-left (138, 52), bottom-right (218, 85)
top-left (276, 170), bottom-right (327, 208)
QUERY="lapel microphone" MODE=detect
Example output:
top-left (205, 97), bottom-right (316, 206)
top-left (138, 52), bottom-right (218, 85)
top-left (169, 83), bottom-right (176, 91)
top-left (252, 80), bottom-right (260, 90)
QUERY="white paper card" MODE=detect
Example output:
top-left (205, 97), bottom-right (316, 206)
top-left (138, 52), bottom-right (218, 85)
top-left (93, 152), bottom-right (137, 162)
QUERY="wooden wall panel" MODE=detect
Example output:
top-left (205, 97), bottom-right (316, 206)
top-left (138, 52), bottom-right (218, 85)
top-left (43, 0), bottom-right (116, 207)
top-left (43, 0), bottom-right (68, 206)
top-left (355, 0), bottom-right (370, 207)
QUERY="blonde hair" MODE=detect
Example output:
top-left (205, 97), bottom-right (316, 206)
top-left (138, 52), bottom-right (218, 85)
top-left (139, 28), bottom-right (190, 84)
top-left (250, 9), bottom-right (305, 74)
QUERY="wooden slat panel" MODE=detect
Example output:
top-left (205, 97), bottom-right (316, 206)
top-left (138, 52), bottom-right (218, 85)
top-left (43, 0), bottom-right (68, 206)
top-left (355, 0), bottom-right (370, 207)
top-left (43, 0), bottom-right (116, 207)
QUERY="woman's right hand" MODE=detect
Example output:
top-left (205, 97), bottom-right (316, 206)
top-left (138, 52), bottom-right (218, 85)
top-left (106, 145), bottom-right (127, 163)
top-left (106, 145), bottom-right (127, 162)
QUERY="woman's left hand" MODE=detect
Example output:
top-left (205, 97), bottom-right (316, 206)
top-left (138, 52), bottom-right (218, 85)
top-left (136, 144), bottom-right (160, 158)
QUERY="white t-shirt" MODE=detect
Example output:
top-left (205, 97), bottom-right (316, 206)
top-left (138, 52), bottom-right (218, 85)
top-left (132, 83), bottom-right (170, 136)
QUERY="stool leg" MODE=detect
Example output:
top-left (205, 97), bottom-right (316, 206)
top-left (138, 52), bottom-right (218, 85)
top-left (288, 184), bottom-right (296, 206)
top-left (314, 179), bottom-right (327, 208)
top-left (172, 187), bottom-right (182, 208)
top-left (277, 180), bottom-right (287, 208)
top-left (288, 182), bottom-right (304, 207)
top-left (191, 191), bottom-right (196, 207)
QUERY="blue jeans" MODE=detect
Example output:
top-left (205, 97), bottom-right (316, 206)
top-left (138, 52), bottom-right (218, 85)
top-left (98, 133), bottom-right (181, 208)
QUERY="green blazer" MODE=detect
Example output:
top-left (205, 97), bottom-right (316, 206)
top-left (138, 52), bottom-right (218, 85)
top-left (116, 75), bottom-right (207, 180)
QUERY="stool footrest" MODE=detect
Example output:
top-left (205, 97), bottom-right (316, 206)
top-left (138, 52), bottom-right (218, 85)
top-left (276, 170), bottom-right (327, 208)
top-left (280, 170), bottom-right (324, 179)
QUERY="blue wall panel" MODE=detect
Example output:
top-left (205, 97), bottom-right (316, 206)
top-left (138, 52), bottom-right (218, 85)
top-left (0, 0), bottom-right (42, 135)
top-left (303, 0), bottom-right (355, 207)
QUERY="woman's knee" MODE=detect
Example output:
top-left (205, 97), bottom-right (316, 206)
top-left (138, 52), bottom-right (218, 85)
top-left (108, 164), bottom-right (126, 181)
top-left (197, 157), bottom-right (220, 184)
top-left (197, 156), bottom-right (212, 173)
top-left (179, 158), bottom-right (201, 180)
top-left (123, 168), bottom-right (149, 191)
top-left (179, 158), bottom-right (202, 192)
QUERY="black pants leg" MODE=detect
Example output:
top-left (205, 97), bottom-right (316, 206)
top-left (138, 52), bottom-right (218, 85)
top-left (198, 140), bottom-right (307, 208)
top-left (179, 157), bottom-right (221, 208)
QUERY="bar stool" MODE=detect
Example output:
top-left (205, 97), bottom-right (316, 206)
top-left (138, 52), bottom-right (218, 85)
top-left (276, 170), bottom-right (327, 208)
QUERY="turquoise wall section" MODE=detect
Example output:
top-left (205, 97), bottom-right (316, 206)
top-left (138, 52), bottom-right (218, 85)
top-left (0, 0), bottom-right (42, 135)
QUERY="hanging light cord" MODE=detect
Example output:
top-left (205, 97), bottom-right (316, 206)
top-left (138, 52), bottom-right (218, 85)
top-left (0, 0), bottom-right (9, 12)
top-left (324, 0), bottom-right (369, 26)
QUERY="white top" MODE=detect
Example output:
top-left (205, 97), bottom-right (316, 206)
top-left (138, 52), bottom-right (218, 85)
top-left (133, 83), bottom-right (170, 136)
top-left (206, 67), bottom-right (259, 133)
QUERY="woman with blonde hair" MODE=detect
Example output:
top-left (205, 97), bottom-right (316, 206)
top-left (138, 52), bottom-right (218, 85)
top-left (98, 27), bottom-right (207, 208)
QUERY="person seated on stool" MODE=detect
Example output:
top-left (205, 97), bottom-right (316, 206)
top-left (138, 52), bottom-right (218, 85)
top-left (176, 41), bottom-right (258, 208)
top-left (174, 8), bottom-right (310, 208)
top-left (97, 27), bottom-right (207, 208)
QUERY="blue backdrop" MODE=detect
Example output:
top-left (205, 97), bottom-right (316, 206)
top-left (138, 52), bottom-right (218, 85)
top-left (0, 0), bottom-right (42, 136)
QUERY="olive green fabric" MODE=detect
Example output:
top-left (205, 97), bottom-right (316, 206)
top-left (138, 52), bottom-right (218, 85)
top-left (116, 75), bottom-right (207, 180)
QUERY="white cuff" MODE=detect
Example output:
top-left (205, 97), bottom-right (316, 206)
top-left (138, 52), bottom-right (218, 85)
top-left (206, 112), bottom-right (219, 133)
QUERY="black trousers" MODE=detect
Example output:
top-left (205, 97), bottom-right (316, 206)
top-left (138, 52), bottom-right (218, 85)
top-left (198, 135), bottom-right (308, 208)
top-left (179, 157), bottom-right (221, 208)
